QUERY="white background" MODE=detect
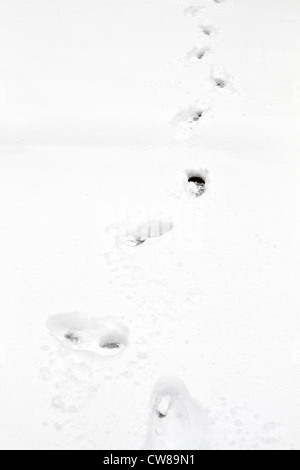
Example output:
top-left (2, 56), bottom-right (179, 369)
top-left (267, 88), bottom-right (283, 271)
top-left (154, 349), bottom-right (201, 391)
top-left (0, 0), bottom-right (299, 449)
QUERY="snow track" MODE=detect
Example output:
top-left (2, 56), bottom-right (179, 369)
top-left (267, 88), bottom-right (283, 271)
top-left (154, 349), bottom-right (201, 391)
top-left (0, 0), bottom-right (299, 450)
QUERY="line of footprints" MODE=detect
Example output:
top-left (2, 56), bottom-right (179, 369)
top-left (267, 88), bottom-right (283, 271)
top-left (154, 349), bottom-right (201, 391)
top-left (46, 0), bottom-right (230, 448)
top-left (174, 0), bottom-right (232, 139)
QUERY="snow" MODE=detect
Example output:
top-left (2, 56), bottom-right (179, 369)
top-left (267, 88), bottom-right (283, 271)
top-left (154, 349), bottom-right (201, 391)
top-left (0, 0), bottom-right (299, 450)
top-left (145, 377), bottom-right (211, 450)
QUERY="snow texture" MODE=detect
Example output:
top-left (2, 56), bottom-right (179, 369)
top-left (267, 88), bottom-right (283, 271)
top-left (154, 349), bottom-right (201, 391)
top-left (0, 0), bottom-right (299, 450)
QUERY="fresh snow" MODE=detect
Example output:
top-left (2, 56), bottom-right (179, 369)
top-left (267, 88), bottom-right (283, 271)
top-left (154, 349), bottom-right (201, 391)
top-left (0, 0), bottom-right (300, 450)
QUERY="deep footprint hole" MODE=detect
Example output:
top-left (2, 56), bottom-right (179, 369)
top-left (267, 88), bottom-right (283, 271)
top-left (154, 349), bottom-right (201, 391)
top-left (185, 170), bottom-right (208, 197)
top-left (188, 175), bottom-right (206, 186)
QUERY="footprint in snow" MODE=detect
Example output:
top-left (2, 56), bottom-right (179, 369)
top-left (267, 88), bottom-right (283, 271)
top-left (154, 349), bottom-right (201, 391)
top-left (185, 168), bottom-right (209, 198)
top-left (171, 101), bottom-right (211, 139)
top-left (184, 5), bottom-right (203, 17)
top-left (107, 215), bottom-right (174, 248)
top-left (186, 46), bottom-right (210, 63)
top-left (173, 104), bottom-right (206, 126)
top-left (198, 24), bottom-right (217, 37)
top-left (47, 312), bottom-right (128, 357)
top-left (211, 66), bottom-right (233, 91)
top-left (145, 377), bottom-right (212, 450)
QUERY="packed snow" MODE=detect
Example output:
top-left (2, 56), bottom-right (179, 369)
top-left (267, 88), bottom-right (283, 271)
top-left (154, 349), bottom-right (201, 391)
top-left (0, 0), bottom-right (299, 450)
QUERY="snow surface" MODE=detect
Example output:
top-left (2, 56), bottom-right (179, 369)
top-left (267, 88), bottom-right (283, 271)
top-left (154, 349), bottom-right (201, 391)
top-left (0, 0), bottom-right (300, 450)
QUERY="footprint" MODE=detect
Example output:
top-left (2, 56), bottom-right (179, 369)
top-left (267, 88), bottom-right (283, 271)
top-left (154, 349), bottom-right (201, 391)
top-left (184, 5), bottom-right (203, 17)
top-left (47, 312), bottom-right (128, 357)
top-left (198, 24), bottom-right (217, 37)
top-left (211, 67), bottom-right (233, 91)
top-left (186, 46), bottom-right (210, 63)
top-left (214, 77), bottom-right (226, 88)
top-left (107, 215), bottom-right (174, 247)
top-left (185, 168), bottom-right (209, 198)
top-left (173, 104), bottom-right (207, 126)
top-left (145, 377), bottom-right (212, 450)
top-left (172, 100), bottom-right (211, 139)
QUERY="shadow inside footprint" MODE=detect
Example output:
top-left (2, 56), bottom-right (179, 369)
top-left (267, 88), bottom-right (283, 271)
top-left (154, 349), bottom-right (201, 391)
top-left (186, 46), bottom-right (209, 63)
top-left (211, 67), bottom-right (232, 91)
top-left (99, 333), bottom-right (123, 350)
top-left (171, 104), bottom-right (209, 138)
top-left (100, 342), bottom-right (120, 350)
top-left (185, 169), bottom-right (209, 198)
top-left (188, 175), bottom-right (206, 193)
top-left (214, 77), bottom-right (227, 89)
top-left (124, 236), bottom-right (146, 247)
top-left (64, 332), bottom-right (81, 344)
top-left (199, 24), bottom-right (217, 37)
